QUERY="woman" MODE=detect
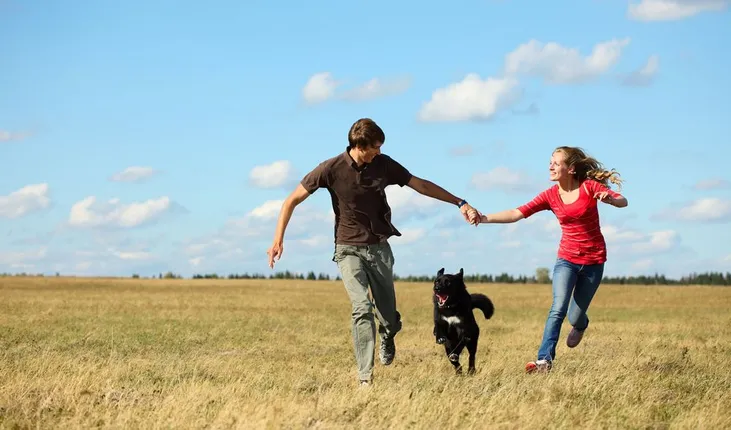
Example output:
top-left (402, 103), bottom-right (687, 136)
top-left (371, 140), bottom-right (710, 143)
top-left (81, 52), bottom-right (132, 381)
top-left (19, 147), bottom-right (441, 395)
top-left (473, 146), bottom-right (628, 373)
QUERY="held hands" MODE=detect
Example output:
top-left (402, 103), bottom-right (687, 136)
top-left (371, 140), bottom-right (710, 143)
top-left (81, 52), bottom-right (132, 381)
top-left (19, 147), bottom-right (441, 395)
top-left (459, 202), bottom-right (482, 226)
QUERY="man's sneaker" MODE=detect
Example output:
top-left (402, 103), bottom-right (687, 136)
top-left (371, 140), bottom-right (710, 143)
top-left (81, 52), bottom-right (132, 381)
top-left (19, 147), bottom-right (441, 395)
top-left (525, 359), bottom-right (552, 373)
top-left (359, 380), bottom-right (372, 388)
top-left (567, 327), bottom-right (585, 348)
top-left (379, 335), bottom-right (395, 365)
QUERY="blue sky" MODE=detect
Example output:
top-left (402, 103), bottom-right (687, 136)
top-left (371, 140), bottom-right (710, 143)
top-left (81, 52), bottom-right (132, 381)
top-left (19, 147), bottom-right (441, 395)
top-left (2, 0), bottom-right (730, 279)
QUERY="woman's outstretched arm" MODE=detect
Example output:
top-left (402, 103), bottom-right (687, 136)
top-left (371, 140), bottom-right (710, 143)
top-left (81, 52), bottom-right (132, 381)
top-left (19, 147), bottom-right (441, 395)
top-left (478, 208), bottom-right (525, 224)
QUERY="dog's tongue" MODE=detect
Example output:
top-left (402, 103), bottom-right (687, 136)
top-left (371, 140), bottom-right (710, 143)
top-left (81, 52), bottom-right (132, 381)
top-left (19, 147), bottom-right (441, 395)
top-left (436, 293), bottom-right (448, 305)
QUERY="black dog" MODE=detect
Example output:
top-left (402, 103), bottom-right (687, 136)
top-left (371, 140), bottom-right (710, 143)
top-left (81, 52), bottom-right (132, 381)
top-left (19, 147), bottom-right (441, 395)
top-left (433, 267), bottom-right (494, 374)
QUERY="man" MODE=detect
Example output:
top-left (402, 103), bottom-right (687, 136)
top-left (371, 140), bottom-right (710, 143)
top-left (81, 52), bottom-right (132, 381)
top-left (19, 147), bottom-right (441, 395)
top-left (266, 118), bottom-right (479, 387)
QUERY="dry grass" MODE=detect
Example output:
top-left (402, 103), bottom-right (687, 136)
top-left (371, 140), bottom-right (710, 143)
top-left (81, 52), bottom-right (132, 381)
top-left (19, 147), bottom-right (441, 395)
top-left (1, 276), bottom-right (730, 429)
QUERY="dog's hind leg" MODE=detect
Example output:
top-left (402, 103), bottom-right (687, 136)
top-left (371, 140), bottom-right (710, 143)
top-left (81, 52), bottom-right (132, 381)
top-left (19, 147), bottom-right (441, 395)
top-left (466, 337), bottom-right (478, 375)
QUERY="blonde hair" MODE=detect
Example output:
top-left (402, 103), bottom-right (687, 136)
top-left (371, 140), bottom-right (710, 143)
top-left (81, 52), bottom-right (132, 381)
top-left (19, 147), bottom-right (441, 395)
top-left (554, 146), bottom-right (624, 191)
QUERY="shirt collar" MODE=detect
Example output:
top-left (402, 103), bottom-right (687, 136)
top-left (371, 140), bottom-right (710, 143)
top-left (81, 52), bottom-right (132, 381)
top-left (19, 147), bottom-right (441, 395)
top-left (342, 146), bottom-right (368, 171)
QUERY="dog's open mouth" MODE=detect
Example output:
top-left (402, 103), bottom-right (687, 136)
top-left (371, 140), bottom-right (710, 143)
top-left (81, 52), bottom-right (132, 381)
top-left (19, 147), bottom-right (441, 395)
top-left (435, 292), bottom-right (449, 307)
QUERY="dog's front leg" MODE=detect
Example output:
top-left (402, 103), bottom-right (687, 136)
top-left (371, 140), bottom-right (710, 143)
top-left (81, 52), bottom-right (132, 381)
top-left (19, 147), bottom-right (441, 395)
top-left (433, 298), bottom-right (447, 344)
top-left (434, 320), bottom-right (448, 344)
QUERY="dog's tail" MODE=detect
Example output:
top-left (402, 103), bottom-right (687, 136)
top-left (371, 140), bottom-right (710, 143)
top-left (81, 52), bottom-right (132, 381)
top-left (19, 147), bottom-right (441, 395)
top-left (470, 293), bottom-right (494, 320)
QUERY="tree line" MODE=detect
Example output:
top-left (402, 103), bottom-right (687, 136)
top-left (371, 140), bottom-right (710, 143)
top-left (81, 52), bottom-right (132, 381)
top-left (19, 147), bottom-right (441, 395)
top-left (3, 269), bottom-right (730, 286)
top-left (185, 269), bottom-right (731, 286)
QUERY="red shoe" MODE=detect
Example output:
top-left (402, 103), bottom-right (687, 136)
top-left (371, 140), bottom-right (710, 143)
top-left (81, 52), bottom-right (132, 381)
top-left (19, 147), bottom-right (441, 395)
top-left (525, 359), bottom-right (552, 373)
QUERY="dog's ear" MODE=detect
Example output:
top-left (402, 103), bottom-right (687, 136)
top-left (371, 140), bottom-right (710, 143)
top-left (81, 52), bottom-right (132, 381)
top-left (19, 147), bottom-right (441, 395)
top-left (458, 268), bottom-right (464, 278)
top-left (437, 268), bottom-right (445, 277)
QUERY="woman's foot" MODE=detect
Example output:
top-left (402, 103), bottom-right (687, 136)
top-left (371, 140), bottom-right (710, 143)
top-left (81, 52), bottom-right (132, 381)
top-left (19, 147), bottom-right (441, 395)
top-left (525, 359), bottom-right (552, 373)
top-left (567, 327), bottom-right (585, 348)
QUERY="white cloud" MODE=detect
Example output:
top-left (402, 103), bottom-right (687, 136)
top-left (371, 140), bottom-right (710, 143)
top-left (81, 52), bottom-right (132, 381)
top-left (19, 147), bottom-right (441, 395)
top-left (417, 37), bottom-right (631, 122)
top-left (417, 74), bottom-right (519, 122)
top-left (503, 38), bottom-right (631, 84)
top-left (69, 196), bottom-right (178, 228)
top-left (247, 199), bottom-right (286, 220)
top-left (621, 55), bottom-right (660, 86)
top-left (302, 72), bottom-right (340, 104)
top-left (248, 160), bottom-right (297, 189)
top-left (72, 247), bottom-right (155, 264)
top-left (652, 198), bottom-right (731, 223)
top-left (470, 166), bottom-right (539, 193)
top-left (296, 235), bottom-right (331, 248)
top-left (220, 199), bottom-right (332, 239)
top-left (602, 224), bottom-right (680, 254)
top-left (386, 186), bottom-right (440, 220)
top-left (0, 247), bottom-right (48, 269)
top-left (631, 258), bottom-right (654, 271)
top-left (109, 166), bottom-right (158, 183)
top-left (628, 0), bottom-right (729, 21)
top-left (111, 250), bottom-right (153, 261)
top-left (693, 178), bottom-right (730, 190)
top-left (674, 198), bottom-right (731, 222)
top-left (0, 183), bottom-right (51, 218)
top-left (339, 76), bottom-right (411, 101)
top-left (631, 230), bottom-right (679, 253)
top-left (183, 199), bottom-right (334, 267)
top-left (498, 212), bottom-right (561, 243)
top-left (189, 256), bottom-right (204, 267)
top-left (0, 130), bottom-right (31, 142)
top-left (602, 224), bottom-right (646, 242)
top-left (302, 73), bottom-right (410, 104)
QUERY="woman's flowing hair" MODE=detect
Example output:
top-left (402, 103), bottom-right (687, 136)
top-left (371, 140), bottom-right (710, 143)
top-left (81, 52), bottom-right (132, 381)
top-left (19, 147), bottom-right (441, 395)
top-left (554, 146), bottom-right (624, 191)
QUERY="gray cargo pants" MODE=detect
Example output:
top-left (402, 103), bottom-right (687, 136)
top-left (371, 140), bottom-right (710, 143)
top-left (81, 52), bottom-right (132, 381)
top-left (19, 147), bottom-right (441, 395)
top-left (333, 241), bottom-right (402, 382)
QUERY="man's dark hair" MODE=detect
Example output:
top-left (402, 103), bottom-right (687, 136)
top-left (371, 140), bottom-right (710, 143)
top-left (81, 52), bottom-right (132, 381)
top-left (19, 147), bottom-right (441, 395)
top-left (348, 118), bottom-right (385, 149)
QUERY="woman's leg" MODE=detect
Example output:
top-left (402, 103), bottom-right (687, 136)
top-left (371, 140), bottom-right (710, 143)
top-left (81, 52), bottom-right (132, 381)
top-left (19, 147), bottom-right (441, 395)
top-left (566, 263), bottom-right (605, 348)
top-left (536, 258), bottom-right (578, 362)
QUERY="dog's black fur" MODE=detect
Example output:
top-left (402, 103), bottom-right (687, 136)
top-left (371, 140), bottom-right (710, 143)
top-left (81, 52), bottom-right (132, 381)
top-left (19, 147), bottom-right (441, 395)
top-left (432, 267), bottom-right (494, 374)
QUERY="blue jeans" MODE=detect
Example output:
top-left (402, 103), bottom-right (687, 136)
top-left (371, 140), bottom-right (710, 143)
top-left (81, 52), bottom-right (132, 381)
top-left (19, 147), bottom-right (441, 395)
top-left (537, 258), bottom-right (605, 361)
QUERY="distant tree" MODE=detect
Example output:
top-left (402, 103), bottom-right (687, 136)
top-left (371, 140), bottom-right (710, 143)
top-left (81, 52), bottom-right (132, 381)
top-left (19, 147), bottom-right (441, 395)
top-left (536, 267), bottom-right (551, 284)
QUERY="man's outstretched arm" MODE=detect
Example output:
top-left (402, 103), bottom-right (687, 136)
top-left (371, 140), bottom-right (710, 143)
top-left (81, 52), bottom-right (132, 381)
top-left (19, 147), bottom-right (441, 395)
top-left (407, 176), bottom-right (478, 224)
top-left (267, 184), bottom-right (312, 268)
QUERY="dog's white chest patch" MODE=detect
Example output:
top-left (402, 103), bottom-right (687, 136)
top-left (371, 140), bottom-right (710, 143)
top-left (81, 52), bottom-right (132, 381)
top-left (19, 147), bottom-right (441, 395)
top-left (442, 315), bottom-right (462, 326)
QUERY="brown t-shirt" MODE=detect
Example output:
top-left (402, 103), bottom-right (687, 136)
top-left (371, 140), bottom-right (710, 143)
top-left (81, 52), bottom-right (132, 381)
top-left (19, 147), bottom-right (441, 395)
top-left (301, 148), bottom-right (413, 245)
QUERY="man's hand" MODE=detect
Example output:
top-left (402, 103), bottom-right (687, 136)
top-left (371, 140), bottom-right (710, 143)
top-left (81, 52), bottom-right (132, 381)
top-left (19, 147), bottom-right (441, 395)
top-left (265, 184), bottom-right (312, 269)
top-left (267, 241), bottom-right (283, 269)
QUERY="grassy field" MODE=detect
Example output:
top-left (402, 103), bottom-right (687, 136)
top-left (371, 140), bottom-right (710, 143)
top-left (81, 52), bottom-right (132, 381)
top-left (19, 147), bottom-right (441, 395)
top-left (1, 277), bottom-right (730, 429)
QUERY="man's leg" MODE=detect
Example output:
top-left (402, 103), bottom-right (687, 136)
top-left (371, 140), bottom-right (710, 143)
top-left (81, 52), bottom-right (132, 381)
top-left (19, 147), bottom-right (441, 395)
top-left (536, 258), bottom-right (577, 362)
top-left (334, 245), bottom-right (376, 382)
top-left (566, 263), bottom-right (605, 348)
top-left (363, 242), bottom-right (401, 365)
